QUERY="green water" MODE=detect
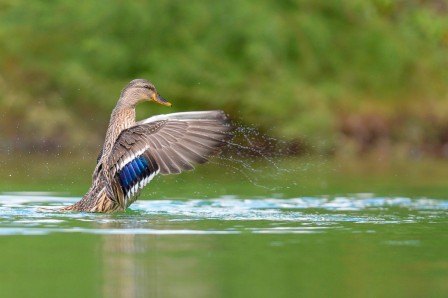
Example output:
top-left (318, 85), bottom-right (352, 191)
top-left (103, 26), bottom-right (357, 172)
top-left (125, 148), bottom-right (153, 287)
top-left (0, 156), bottom-right (447, 298)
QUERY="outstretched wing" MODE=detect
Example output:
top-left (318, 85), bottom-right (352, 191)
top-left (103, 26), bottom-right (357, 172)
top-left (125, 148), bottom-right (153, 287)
top-left (106, 110), bottom-right (232, 207)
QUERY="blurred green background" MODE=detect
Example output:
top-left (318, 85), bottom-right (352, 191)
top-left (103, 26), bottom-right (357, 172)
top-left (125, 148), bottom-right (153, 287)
top-left (1, 0), bottom-right (448, 158)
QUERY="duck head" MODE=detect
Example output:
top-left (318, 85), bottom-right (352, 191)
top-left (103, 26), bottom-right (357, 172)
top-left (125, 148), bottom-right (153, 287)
top-left (119, 79), bottom-right (171, 107)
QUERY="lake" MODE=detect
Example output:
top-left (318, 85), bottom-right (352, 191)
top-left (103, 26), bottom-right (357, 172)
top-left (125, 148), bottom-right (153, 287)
top-left (0, 155), bottom-right (447, 298)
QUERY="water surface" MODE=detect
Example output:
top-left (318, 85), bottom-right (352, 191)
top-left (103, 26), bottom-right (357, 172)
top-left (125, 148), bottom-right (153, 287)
top-left (0, 193), bottom-right (447, 298)
top-left (1, 157), bottom-right (448, 298)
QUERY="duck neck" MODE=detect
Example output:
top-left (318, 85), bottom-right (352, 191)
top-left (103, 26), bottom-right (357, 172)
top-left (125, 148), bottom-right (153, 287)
top-left (101, 104), bottom-right (136, 161)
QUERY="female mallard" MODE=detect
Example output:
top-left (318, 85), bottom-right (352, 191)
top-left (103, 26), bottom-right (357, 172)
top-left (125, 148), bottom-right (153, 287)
top-left (61, 79), bottom-right (232, 213)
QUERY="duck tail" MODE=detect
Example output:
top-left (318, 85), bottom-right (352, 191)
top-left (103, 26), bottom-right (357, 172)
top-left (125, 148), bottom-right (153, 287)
top-left (59, 178), bottom-right (121, 213)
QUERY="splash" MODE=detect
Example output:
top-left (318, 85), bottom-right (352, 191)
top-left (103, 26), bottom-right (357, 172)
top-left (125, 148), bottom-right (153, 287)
top-left (212, 123), bottom-right (310, 191)
top-left (0, 193), bottom-right (446, 236)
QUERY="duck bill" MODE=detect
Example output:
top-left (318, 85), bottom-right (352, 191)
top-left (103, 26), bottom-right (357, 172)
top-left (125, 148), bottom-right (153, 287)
top-left (152, 94), bottom-right (172, 106)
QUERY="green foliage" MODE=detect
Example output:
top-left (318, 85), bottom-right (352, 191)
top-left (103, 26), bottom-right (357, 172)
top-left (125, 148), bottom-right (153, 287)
top-left (1, 0), bottom-right (447, 155)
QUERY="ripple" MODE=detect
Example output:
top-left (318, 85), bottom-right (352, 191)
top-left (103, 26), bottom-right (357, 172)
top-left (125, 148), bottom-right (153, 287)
top-left (0, 193), bottom-right (446, 235)
top-left (0, 227), bottom-right (239, 236)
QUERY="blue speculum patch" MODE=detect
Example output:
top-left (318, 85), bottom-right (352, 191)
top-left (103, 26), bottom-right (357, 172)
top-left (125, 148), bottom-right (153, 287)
top-left (118, 155), bottom-right (151, 194)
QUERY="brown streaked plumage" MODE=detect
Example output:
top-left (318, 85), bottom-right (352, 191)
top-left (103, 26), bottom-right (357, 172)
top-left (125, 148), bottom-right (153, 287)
top-left (60, 79), bottom-right (232, 213)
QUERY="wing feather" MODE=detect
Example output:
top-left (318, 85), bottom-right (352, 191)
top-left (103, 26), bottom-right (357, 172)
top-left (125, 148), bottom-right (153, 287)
top-left (171, 143), bottom-right (209, 164)
top-left (107, 111), bottom-right (232, 177)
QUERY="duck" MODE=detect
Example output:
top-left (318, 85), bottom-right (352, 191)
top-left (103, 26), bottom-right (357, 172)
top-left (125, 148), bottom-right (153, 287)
top-left (60, 79), bottom-right (232, 213)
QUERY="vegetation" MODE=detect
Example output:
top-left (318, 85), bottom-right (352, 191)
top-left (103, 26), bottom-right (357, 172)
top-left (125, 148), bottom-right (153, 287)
top-left (1, 0), bottom-right (448, 157)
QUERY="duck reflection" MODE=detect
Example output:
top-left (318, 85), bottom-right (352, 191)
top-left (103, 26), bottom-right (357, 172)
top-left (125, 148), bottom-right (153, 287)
top-left (98, 219), bottom-right (216, 298)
